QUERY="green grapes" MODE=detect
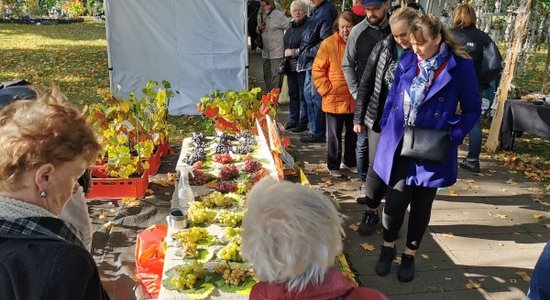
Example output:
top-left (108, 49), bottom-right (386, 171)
top-left (216, 210), bottom-right (244, 227)
top-left (201, 191), bottom-right (234, 208)
top-left (188, 201), bottom-right (213, 224)
top-left (224, 227), bottom-right (242, 245)
top-left (173, 227), bottom-right (209, 244)
top-left (218, 242), bottom-right (242, 262)
top-left (170, 261), bottom-right (206, 290)
top-left (214, 264), bottom-right (253, 285)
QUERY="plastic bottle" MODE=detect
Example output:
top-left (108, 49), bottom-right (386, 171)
top-left (175, 165), bottom-right (195, 209)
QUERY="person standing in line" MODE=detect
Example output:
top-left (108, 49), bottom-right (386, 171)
top-left (247, 0), bottom-right (261, 52)
top-left (373, 14), bottom-right (480, 282)
top-left (525, 240), bottom-right (550, 300)
top-left (450, 3), bottom-right (502, 173)
top-left (296, 0), bottom-right (337, 143)
top-left (258, 0), bottom-right (290, 92)
top-left (283, 1), bottom-right (309, 132)
top-left (353, 7), bottom-right (420, 236)
top-left (312, 11), bottom-right (357, 178)
top-left (341, 0), bottom-right (391, 202)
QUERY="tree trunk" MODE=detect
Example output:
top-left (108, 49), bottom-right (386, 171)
top-left (543, 43), bottom-right (550, 91)
top-left (486, 0), bottom-right (532, 152)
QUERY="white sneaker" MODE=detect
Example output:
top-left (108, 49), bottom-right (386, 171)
top-left (329, 169), bottom-right (344, 178)
top-left (341, 163), bottom-right (357, 173)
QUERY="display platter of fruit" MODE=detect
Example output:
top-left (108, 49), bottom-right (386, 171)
top-left (161, 132), bottom-right (279, 299)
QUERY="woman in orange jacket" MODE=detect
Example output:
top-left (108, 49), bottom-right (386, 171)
top-left (312, 11), bottom-right (357, 178)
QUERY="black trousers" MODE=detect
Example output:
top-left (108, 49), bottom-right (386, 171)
top-left (382, 148), bottom-right (437, 250)
top-left (365, 127), bottom-right (387, 209)
top-left (326, 113), bottom-right (357, 170)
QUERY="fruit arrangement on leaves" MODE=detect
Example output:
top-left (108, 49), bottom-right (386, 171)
top-left (212, 153), bottom-right (232, 164)
top-left (215, 132), bottom-right (236, 144)
top-left (218, 242), bottom-right (242, 262)
top-left (214, 264), bottom-right (253, 286)
top-left (173, 227), bottom-right (210, 244)
top-left (243, 156), bottom-right (262, 173)
top-left (215, 181), bottom-right (238, 193)
top-left (192, 161), bottom-right (203, 169)
top-left (183, 147), bottom-right (207, 166)
top-left (191, 132), bottom-right (208, 148)
top-left (219, 164), bottom-right (239, 181)
top-left (214, 142), bottom-right (232, 154)
top-left (189, 169), bottom-right (212, 186)
top-left (250, 168), bottom-right (269, 185)
top-left (167, 261), bottom-right (206, 290)
top-left (188, 202), bottom-right (214, 224)
top-left (223, 227), bottom-right (242, 245)
top-left (216, 210), bottom-right (244, 227)
top-left (201, 192), bottom-right (235, 208)
top-left (233, 134), bottom-right (257, 154)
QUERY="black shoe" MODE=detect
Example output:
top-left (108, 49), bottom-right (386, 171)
top-left (284, 122), bottom-right (297, 130)
top-left (358, 210), bottom-right (379, 236)
top-left (290, 125), bottom-right (308, 133)
top-left (356, 181), bottom-right (368, 204)
top-left (459, 159), bottom-right (480, 173)
top-left (375, 246), bottom-right (396, 276)
top-left (398, 254), bottom-right (415, 282)
top-left (300, 134), bottom-right (325, 143)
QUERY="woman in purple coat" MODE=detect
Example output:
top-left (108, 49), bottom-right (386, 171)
top-left (373, 14), bottom-right (480, 282)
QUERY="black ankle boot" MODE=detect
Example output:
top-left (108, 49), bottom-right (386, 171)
top-left (398, 254), bottom-right (415, 282)
top-left (375, 246), bottom-right (396, 276)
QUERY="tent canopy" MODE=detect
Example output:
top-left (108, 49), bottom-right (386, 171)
top-left (105, 0), bottom-right (248, 115)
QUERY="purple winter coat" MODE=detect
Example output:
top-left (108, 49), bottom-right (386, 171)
top-left (374, 50), bottom-right (481, 188)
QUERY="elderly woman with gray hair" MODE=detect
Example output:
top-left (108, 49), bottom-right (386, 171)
top-left (242, 178), bottom-right (387, 299)
top-left (0, 87), bottom-right (108, 299)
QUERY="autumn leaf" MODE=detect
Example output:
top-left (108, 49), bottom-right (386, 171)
top-left (465, 280), bottom-right (483, 289)
top-left (349, 223), bottom-right (359, 232)
top-left (489, 212), bottom-right (508, 219)
top-left (103, 221), bottom-right (114, 229)
top-left (421, 254), bottom-right (430, 259)
top-left (360, 242), bottom-right (376, 251)
top-left (463, 179), bottom-right (476, 184)
top-left (441, 232), bottom-right (454, 238)
top-left (448, 189), bottom-right (459, 196)
top-left (505, 178), bottom-right (518, 185)
top-left (533, 214), bottom-right (543, 219)
top-left (324, 180), bottom-right (333, 187)
top-left (515, 271), bottom-right (531, 282)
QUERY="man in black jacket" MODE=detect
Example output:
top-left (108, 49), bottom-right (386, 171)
top-left (342, 0), bottom-right (390, 206)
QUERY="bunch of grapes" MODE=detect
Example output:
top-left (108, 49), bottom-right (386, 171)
top-left (192, 161), bottom-right (203, 169)
top-left (233, 135), bottom-right (257, 154)
top-left (224, 227), bottom-right (242, 245)
top-left (250, 168), bottom-right (269, 185)
top-left (219, 164), bottom-right (239, 180)
top-left (201, 191), bottom-right (234, 208)
top-left (188, 202), bottom-right (213, 224)
top-left (236, 181), bottom-right (250, 195)
top-left (189, 169), bottom-right (211, 186)
top-left (215, 181), bottom-right (238, 193)
top-left (191, 132), bottom-right (208, 148)
top-left (233, 144), bottom-right (253, 155)
top-left (236, 133), bottom-right (257, 145)
top-left (173, 227), bottom-right (209, 244)
top-left (218, 242), bottom-right (242, 262)
top-left (183, 147), bottom-right (207, 165)
top-left (243, 157), bottom-right (262, 173)
top-left (214, 264), bottom-right (252, 286)
top-left (212, 153), bottom-right (232, 164)
top-left (181, 242), bottom-right (199, 258)
top-left (215, 132), bottom-right (236, 144)
top-left (214, 142), bottom-right (232, 154)
top-left (170, 261), bottom-right (206, 290)
top-left (216, 210), bottom-right (244, 227)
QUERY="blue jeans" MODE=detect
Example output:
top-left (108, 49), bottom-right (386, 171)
top-left (356, 130), bottom-right (368, 181)
top-left (303, 70), bottom-right (325, 138)
top-left (466, 119), bottom-right (482, 161)
top-left (526, 241), bottom-right (550, 300)
top-left (287, 71), bottom-right (307, 127)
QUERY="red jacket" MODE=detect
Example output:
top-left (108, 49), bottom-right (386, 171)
top-left (249, 268), bottom-right (388, 300)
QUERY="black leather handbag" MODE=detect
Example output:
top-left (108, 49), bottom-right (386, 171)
top-left (479, 40), bottom-right (503, 85)
top-left (277, 58), bottom-right (290, 75)
top-left (400, 126), bottom-right (450, 163)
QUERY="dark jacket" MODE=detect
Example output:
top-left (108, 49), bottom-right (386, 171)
top-left (283, 16), bottom-right (308, 72)
top-left (374, 50), bottom-right (481, 188)
top-left (249, 267), bottom-right (388, 300)
top-left (0, 218), bottom-right (110, 300)
top-left (297, 0), bottom-right (337, 71)
top-left (354, 34), bottom-right (398, 131)
top-left (247, 0), bottom-right (260, 33)
top-left (450, 26), bottom-right (493, 83)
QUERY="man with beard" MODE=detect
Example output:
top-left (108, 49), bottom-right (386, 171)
top-left (342, 0), bottom-right (390, 206)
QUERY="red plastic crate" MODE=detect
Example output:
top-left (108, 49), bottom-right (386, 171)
top-left (158, 138), bottom-right (170, 158)
top-left (148, 147), bottom-right (162, 175)
top-left (86, 170), bottom-right (149, 199)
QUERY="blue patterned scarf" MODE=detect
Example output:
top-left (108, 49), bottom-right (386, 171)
top-left (406, 43), bottom-right (450, 126)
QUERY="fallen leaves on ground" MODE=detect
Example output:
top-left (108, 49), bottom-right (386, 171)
top-left (465, 279), bottom-right (483, 289)
top-left (120, 197), bottom-right (141, 207)
top-left (103, 221), bottom-right (114, 229)
top-left (448, 189), bottom-right (459, 196)
top-left (349, 223), bottom-right (359, 232)
top-left (441, 232), bottom-right (454, 238)
top-left (492, 151), bottom-right (550, 183)
top-left (505, 178), bottom-right (518, 185)
top-left (545, 224), bottom-right (550, 229)
top-left (360, 242), bottom-right (376, 251)
top-left (515, 271), bottom-right (532, 282)
top-left (489, 212), bottom-right (508, 219)
top-left (533, 214), bottom-right (543, 219)
top-left (421, 254), bottom-right (430, 259)
top-left (323, 180), bottom-right (333, 187)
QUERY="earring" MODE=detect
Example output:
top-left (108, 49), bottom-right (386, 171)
top-left (39, 191), bottom-right (47, 198)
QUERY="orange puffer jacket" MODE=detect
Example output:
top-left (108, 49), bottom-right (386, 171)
top-left (312, 32), bottom-right (356, 114)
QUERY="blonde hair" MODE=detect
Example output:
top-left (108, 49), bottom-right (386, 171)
top-left (389, 7), bottom-right (420, 27)
top-left (452, 3), bottom-right (476, 28)
top-left (241, 178), bottom-right (344, 292)
top-left (410, 14), bottom-right (470, 58)
top-left (0, 87), bottom-right (101, 191)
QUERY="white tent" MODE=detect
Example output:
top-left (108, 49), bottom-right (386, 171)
top-left (105, 0), bottom-right (248, 115)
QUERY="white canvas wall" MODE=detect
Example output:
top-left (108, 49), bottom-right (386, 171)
top-left (105, 0), bottom-right (248, 115)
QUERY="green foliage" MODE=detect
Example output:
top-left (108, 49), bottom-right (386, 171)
top-left (63, 0), bottom-right (84, 18)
